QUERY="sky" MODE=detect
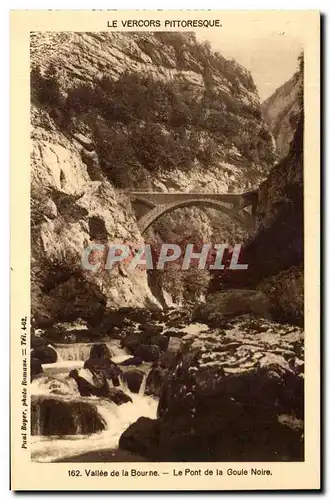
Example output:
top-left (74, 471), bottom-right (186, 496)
top-left (196, 32), bottom-right (303, 102)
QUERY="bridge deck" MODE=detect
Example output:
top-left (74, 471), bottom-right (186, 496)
top-left (129, 190), bottom-right (258, 206)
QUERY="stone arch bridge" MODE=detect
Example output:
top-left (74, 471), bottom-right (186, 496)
top-left (128, 190), bottom-right (259, 234)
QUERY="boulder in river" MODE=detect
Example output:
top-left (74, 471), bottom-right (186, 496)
top-left (31, 345), bottom-right (57, 364)
top-left (119, 356), bottom-right (143, 367)
top-left (119, 417), bottom-right (160, 460)
top-left (56, 448), bottom-right (147, 462)
top-left (101, 308), bottom-right (153, 330)
top-left (33, 375), bottom-right (75, 396)
top-left (122, 307), bottom-right (154, 324)
top-left (89, 343), bottom-right (112, 359)
top-left (121, 370), bottom-right (144, 394)
top-left (31, 395), bottom-right (105, 435)
top-left (134, 344), bottom-right (161, 362)
top-left (97, 310), bottom-right (139, 337)
top-left (145, 350), bottom-right (180, 397)
top-left (156, 314), bottom-right (304, 461)
top-left (84, 358), bottom-right (122, 386)
top-left (150, 334), bottom-right (169, 352)
top-left (107, 388), bottom-right (133, 405)
top-left (31, 335), bottom-right (48, 349)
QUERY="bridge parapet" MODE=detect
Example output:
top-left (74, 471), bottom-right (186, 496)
top-left (128, 190), bottom-right (258, 234)
top-left (129, 191), bottom-right (251, 207)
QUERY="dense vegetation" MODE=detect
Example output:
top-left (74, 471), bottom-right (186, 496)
top-left (31, 35), bottom-right (274, 189)
top-left (31, 33), bottom-right (275, 304)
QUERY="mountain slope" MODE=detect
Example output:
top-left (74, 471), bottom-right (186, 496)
top-left (30, 32), bottom-right (276, 323)
top-left (261, 58), bottom-right (303, 158)
top-left (31, 32), bottom-right (275, 192)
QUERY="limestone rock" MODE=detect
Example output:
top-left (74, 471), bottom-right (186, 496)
top-left (31, 106), bottom-right (161, 327)
top-left (258, 266), bottom-right (303, 326)
top-left (150, 334), bottom-right (169, 352)
top-left (84, 358), bottom-right (121, 384)
top-left (145, 349), bottom-right (181, 398)
top-left (30, 31), bottom-right (277, 313)
top-left (121, 331), bottom-right (146, 354)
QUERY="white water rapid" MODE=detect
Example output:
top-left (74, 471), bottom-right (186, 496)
top-left (31, 340), bottom-right (158, 462)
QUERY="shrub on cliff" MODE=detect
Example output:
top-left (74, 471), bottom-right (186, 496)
top-left (92, 124), bottom-right (146, 187)
top-left (60, 66), bottom-right (274, 181)
top-left (130, 122), bottom-right (200, 172)
top-left (163, 264), bottom-right (209, 305)
top-left (32, 32), bottom-right (275, 185)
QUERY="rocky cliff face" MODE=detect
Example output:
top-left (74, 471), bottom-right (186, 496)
top-left (246, 114), bottom-right (303, 270)
top-left (209, 112), bottom-right (304, 327)
top-left (30, 32), bottom-right (276, 324)
top-left (261, 57), bottom-right (303, 159)
top-left (208, 52), bottom-right (304, 325)
top-left (31, 31), bottom-right (274, 192)
top-left (31, 105), bottom-right (160, 327)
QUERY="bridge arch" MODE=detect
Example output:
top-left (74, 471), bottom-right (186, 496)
top-left (134, 198), bottom-right (255, 234)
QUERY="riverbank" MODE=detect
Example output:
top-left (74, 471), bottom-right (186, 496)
top-left (31, 295), bottom-right (304, 463)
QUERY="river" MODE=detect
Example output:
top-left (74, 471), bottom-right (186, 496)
top-left (30, 321), bottom-right (210, 462)
top-left (30, 340), bottom-right (158, 462)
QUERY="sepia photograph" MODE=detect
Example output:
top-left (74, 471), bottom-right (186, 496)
top-left (29, 28), bottom-right (305, 464)
top-left (10, 10), bottom-right (320, 491)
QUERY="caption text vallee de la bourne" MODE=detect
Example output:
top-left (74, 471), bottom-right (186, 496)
top-left (68, 467), bottom-right (272, 478)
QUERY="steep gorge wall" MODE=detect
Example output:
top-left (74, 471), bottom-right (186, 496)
top-left (208, 51), bottom-right (304, 326)
top-left (31, 31), bottom-right (275, 193)
top-left (31, 106), bottom-right (160, 327)
top-left (246, 55), bottom-right (304, 291)
top-left (261, 58), bottom-right (303, 159)
top-left (208, 115), bottom-right (304, 325)
top-left (247, 115), bottom-right (303, 278)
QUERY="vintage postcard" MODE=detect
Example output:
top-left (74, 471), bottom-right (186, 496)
top-left (10, 10), bottom-right (320, 491)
